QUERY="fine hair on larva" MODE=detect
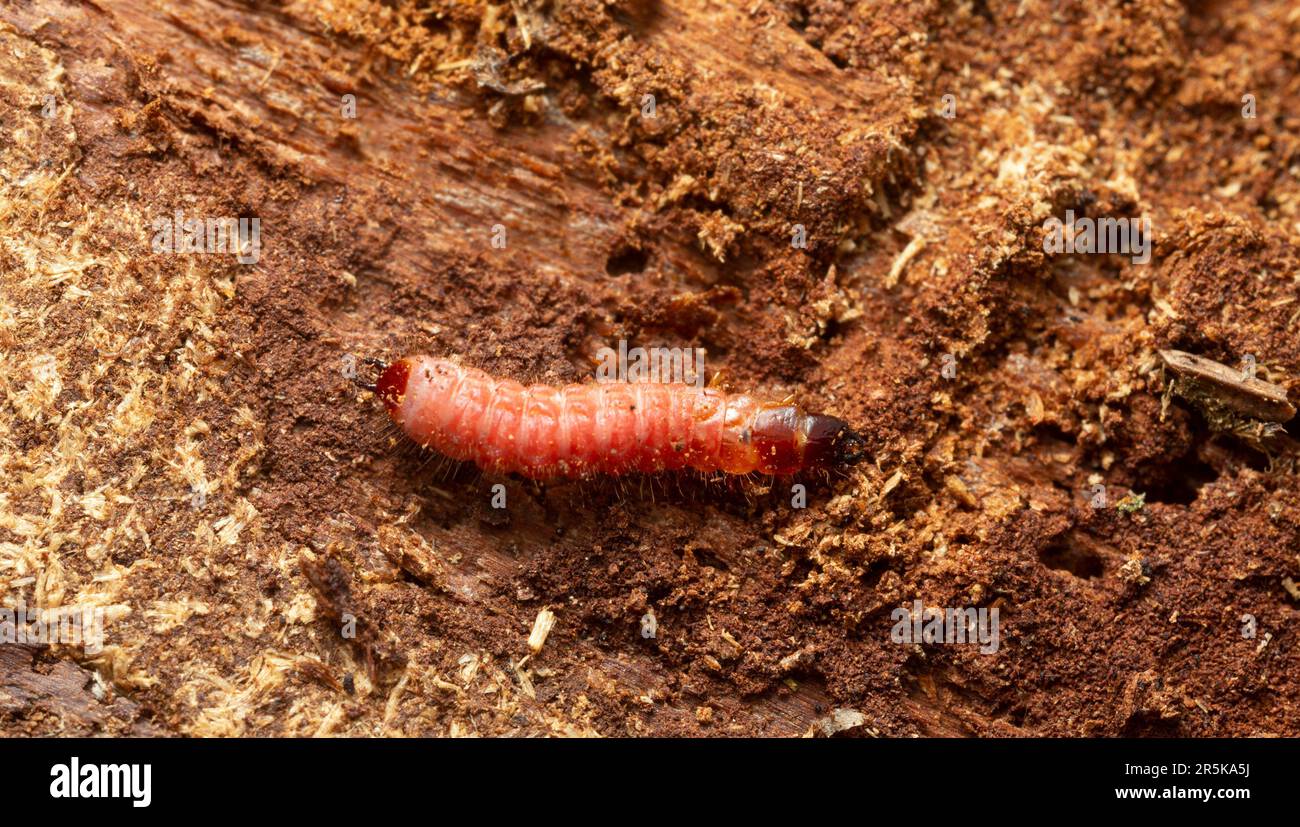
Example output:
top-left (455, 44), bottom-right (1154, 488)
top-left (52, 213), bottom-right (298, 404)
top-left (359, 354), bottom-right (866, 481)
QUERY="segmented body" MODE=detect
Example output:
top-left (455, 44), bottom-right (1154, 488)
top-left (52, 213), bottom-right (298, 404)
top-left (374, 356), bottom-right (864, 480)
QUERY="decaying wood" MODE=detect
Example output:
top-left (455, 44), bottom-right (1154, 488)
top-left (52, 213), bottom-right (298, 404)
top-left (0, 644), bottom-right (163, 736)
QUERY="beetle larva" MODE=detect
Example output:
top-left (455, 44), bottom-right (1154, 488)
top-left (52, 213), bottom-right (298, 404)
top-left (369, 356), bottom-right (867, 479)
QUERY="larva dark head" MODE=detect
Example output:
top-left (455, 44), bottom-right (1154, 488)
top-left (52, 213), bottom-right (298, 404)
top-left (803, 415), bottom-right (868, 470)
top-left (375, 359), bottom-right (410, 414)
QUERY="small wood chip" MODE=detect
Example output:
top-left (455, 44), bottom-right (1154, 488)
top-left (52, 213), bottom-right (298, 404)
top-left (878, 469), bottom-right (905, 501)
top-left (816, 708), bottom-right (867, 736)
top-left (1282, 577), bottom-right (1300, 601)
top-left (1025, 390), bottom-right (1046, 424)
top-left (1160, 349), bottom-right (1295, 422)
top-left (640, 609), bottom-right (658, 639)
top-left (945, 475), bottom-right (978, 508)
top-left (1255, 632), bottom-right (1272, 655)
top-left (885, 235), bottom-right (926, 288)
top-left (527, 608), bottom-right (556, 653)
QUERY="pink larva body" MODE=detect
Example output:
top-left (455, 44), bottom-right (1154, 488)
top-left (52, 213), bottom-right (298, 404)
top-left (374, 356), bottom-right (864, 479)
